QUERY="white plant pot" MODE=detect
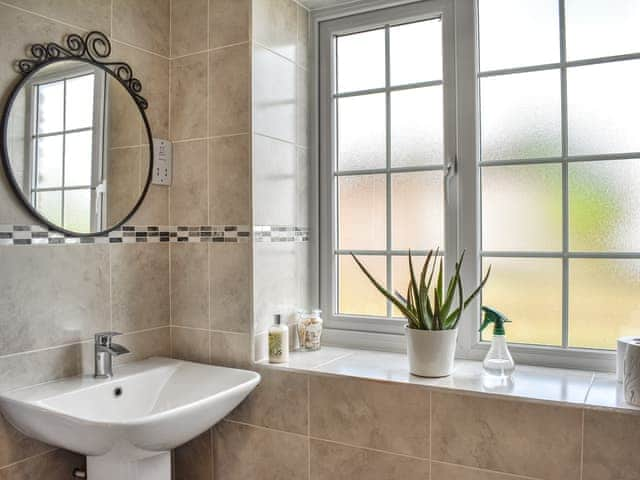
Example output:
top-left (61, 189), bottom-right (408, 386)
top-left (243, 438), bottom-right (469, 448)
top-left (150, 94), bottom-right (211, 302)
top-left (405, 326), bottom-right (458, 377)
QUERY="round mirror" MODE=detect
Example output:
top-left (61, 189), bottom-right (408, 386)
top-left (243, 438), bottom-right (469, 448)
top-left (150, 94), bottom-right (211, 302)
top-left (2, 57), bottom-right (152, 236)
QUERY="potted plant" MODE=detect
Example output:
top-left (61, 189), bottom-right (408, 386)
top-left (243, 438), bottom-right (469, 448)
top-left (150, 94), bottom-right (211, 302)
top-left (351, 250), bottom-right (490, 377)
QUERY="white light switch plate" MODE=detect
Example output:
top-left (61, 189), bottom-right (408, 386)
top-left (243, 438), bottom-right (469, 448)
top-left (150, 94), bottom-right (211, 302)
top-left (152, 138), bottom-right (172, 186)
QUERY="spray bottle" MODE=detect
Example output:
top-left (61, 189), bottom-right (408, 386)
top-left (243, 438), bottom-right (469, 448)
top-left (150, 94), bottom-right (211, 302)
top-left (479, 306), bottom-right (515, 377)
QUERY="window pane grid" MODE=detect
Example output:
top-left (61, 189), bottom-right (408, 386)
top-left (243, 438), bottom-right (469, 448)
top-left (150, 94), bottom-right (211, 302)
top-left (32, 74), bottom-right (95, 231)
top-left (478, 0), bottom-right (640, 351)
top-left (334, 16), bottom-right (445, 319)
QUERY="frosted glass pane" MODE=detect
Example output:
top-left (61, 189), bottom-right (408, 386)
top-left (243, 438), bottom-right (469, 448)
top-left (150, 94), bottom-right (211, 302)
top-left (478, 0), bottom-right (559, 71)
top-left (392, 255), bottom-right (428, 318)
top-left (36, 135), bottom-right (63, 188)
top-left (391, 87), bottom-right (443, 167)
top-left (569, 259), bottom-right (640, 349)
top-left (390, 19), bottom-right (442, 85)
top-left (337, 29), bottom-right (385, 93)
top-left (391, 172), bottom-right (443, 250)
top-left (482, 165), bottom-right (562, 251)
top-left (569, 159), bottom-right (640, 252)
top-left (339, 255), bottom-right (387, 316)
top-left (481, 257), bottom-right (562, 346)
top-left (37, 81), bottom-right (64, 134)
top-left (566, 0), bottom-right (640, 61)
top-left (338, 94), bottom-right (386, 170)
top-left (338, 174), bottom-right (386, 250)
top-left (64, 189), bottom-right (91, 233)
top-left (64, 131), bottom-right (93, 186)
top-left (65, 74), bottom-right (94, 130)
top-left (568, 61), bottom-right (640, 155)
top-left (36, 191), bottom-right (62, 225)
top-left (481, 70), bottom-right (561, 161)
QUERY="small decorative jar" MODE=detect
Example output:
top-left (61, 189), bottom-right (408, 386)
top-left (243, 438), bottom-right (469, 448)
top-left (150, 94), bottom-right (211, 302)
top-left (303, 309), bottom-right (323, 351)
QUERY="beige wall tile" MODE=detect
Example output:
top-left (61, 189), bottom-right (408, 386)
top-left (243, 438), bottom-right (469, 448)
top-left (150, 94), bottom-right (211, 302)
top-left (229, 368), bottom-right (308, 434)
top-left (171, 327), bottom-right (210, 364)
top-left (107, 147), bottom-right (141, 228)
top-left (253, 134), bottom-right (297, 226)
top-left (115, 327), bottom-right (171, 365)
top-left (253, 46), bottom-right (296, 142)
top-left (583, 409), bottom-right (640, 480)
top-left (297, 66), bottom-right (310, 147)
top-left (0, 449), bottom-right (84, 480)
top-left (170, 140), bottom-right (209, 225)
top-left (171, 243), bottom-right (209, 328)
top-left (107, 77), bottom-right (144, 148)
top-left (310, 439), bottom-right (429, 480)
top-left (296, 147), bottom-right (310, 228)
top-left (210, 0), bottom-right (250, 48)
top-left (213, 421), bottom-right (307, 480)
top-left (171, 53), bottom-right (208, 141)
top-left (297, 5), bottom-right (310, 69)
top-left (253, 0), bottom-right (297, 61)
top-left (111, 41), bottom-right (170, 140)
top-left (431, 462), bottom-right (532, 480)
top-left (128, 185), bottom-right (169, 226)
top-left (210, 243), bottom-right (251, 333)
top-left (174, 430), bottom-right (211, 480)
top-left (210, 332), bottom-right (251, 368)
top-left (171, 0), bottom-right (208, 58)
top-left (254, 242), bottom-right (297, 334)
top-left (431, 392), bottom-right (582, 480)
top-left (111, 243), bottom-right (170, 333)
top-left (210, 135), bottom-right (251, 225)
top-left (309, 375), bottom-right (428, 458)
top-left (0, 343), bottom-right (89, 393)
top-left (0, 246), bottom-right (109, 355)
top-left (0, 415), bottom-right (51, 469)
top-left (2, 0), bottom-right (110, 33)
top-left (209, 44), bottom-right (250, 136)
top-left (113, 0), bottom-right (170, 56)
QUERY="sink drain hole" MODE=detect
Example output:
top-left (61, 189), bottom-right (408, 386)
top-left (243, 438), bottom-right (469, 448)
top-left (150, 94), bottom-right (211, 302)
top-left (114, 387), bottom-right (123, 397)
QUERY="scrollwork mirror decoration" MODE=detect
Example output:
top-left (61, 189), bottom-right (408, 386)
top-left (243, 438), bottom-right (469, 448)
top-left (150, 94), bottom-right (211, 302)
top-left (1, 31), bottom-right (153, 236)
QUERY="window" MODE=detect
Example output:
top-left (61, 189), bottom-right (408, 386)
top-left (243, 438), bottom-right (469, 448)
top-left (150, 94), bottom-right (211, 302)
top-left (28, 67), bottom-right (105, 233)
top-left (478, 0), bottom-right (640, 354)
top-left (320, 0), bottom-right (456, 335)
top-left (319, 0), bottom-right (640, 368)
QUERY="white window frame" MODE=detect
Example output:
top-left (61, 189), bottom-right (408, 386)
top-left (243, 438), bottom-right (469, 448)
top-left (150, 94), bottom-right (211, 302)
top-left (315, 0), bottom-right (617, 371)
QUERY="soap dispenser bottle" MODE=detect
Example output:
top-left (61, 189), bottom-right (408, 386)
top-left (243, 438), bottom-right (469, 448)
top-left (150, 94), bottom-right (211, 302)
top-left (479, 306), bottom-right (515, 377)
top-left (269, 314), bottom-right (289, 364)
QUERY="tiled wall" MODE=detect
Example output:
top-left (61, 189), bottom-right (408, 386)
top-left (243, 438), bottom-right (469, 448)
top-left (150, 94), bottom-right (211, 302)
top-left (0, 0), bottom-right (172, 476)
top-left (166, 0), bottom-right (254, 376)
top-left (251, 0), bottom-right (316, 361)
top-left (181, 368), bottom-right (640, 480)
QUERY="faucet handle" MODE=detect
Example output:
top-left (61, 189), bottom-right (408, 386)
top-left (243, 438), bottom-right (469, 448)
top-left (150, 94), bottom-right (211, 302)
top-left (95, 332), bottom-right (123, 346)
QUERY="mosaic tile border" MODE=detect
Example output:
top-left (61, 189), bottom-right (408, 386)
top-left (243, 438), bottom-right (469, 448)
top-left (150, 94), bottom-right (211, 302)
top-left (0, 225), bottom-right (251, 246)
top-left (254, 225), bottom-right (309, 243)
top-left (0, 225), bottom-right (310, 246)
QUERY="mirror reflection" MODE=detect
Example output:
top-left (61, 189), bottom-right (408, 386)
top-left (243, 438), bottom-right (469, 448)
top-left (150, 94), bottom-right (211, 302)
top-left (5, 60), bottom-right (151, 234)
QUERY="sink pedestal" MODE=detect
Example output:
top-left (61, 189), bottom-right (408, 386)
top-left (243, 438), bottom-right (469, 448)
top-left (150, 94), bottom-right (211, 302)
top-left (87, 451), bottom-right (170, 480)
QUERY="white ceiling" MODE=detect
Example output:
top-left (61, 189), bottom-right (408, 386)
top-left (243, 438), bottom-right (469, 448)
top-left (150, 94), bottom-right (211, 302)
top-left (299, 0), bottom-right (360, 11)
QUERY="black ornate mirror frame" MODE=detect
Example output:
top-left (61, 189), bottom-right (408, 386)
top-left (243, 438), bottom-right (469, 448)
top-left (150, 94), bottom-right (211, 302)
top-left (0, 31), bottom-right (154, 237)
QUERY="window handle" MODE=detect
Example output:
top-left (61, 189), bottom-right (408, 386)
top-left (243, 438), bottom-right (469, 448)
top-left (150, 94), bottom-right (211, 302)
top-left (445, 154), bottom-right (458, 179)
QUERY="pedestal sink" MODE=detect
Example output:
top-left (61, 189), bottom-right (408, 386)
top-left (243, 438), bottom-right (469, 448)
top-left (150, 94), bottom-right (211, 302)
top-left (0, 357), bottom-right (260, 480)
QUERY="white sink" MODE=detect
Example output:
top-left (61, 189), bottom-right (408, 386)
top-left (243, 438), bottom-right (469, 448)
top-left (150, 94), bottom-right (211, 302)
top-left (0, 357), bottom-right (260, 480)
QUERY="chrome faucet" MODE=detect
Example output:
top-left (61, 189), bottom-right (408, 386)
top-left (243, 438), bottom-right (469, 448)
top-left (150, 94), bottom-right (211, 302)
top-left (94, 332), bottom-right (130, 378)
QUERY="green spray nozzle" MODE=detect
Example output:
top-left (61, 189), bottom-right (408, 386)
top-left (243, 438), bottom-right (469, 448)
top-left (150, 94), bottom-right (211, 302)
top-left (479, 306), bottom-right (511, 336)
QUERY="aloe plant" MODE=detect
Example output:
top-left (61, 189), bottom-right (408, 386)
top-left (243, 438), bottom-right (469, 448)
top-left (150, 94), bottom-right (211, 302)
top-left (351, 250), bottom-right (491, 331)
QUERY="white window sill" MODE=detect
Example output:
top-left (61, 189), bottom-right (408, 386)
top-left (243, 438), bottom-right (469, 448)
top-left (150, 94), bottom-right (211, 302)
top-left (257, 346), bottom-right (640, 414)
